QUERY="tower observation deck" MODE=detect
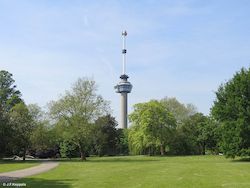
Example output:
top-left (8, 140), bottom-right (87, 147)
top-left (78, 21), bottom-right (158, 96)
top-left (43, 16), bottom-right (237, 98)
top-left (114, 31), bottom-right (132, 129)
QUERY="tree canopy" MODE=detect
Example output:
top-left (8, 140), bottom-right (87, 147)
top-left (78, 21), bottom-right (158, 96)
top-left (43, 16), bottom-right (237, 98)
top-left (0, 70), bottom-right (22, 113)
top-left (160, 97), bottom-right (197, 125)
top-left (0, 70), bottom-right (23, 157)
top-left (49, 78), bottom-right (110, 160)
top-left (211, 67), bottom-right (250, 158)
top-left (129, 100), bottom-right (176, 155)
top-left (9, 102), bottom-right (34, 160)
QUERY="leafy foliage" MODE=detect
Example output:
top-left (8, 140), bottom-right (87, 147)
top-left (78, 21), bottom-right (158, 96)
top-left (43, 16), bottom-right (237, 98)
top-left (0, 70), bottom-right (22, 157)
top-left (160, 97), bottom-right (197, 125)
top-left (168, 113), bottom-right (206, 155)
top-left (30, 124), bottom-right (59, 158)
top-left (60, 139), bottom-right (78, 159)
top-left (9, 103), bottom-right (34, 160)
top-left (116, 129), bottom-right (129, 155)
top-left (91, 115), bottom-right (118, 156)
top-left (49, 78), bottom-right (110, 160)
top-left (0, 70), bottom-right (22, 112)
top-left (212, 67), bottom-right (250, 158)
top-left (129, 100), bottom-right (176, 155)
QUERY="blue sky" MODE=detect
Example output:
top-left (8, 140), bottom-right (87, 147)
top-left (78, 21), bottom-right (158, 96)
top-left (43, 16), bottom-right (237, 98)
top-left (0, 0), bottom-right (250, 127)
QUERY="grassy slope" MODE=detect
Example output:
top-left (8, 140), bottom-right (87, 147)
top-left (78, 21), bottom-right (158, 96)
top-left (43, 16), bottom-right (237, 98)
top-left (0, 160), bottom-right (40, 173)
top-left (19, 156), bottom-right (250, 188)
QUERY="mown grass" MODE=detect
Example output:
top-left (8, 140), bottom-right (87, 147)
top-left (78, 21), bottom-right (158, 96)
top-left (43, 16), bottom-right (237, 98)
top-left (0, 160), bottom-right (40, 173)
top-left (11, 156), bottom-right (250, 188)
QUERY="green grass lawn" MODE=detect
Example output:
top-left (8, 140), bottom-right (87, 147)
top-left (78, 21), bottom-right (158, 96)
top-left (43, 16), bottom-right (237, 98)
top-left (12, 156), bottom-right (250, 188)
top-left (0, 160), bottom-right (40, 173)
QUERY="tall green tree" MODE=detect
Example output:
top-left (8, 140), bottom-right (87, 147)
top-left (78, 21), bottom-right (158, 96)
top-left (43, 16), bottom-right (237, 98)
top-left (129, 100), bottom-right (176, 155)
top-left (0, 114), bottom-right (9, 157)
top-left (197, 117), bottom-right (221, 154)
top-left (49, 78), bottom-right (109, 160)
top-left (9, 103), bottom-right (34, 160)
top-left (92, 115), bottom-right (118, 156)
top-left (211, 67), bottom-right (250, 158)
top-left (170, 114), bottom-right (221, 156)
top-left (191, 113), bottom-right (208, 155)
top-left (168, 113), bottom-right (207, 155)
top-left (0, 70), bottom-right (22, 157)
top-left (27, 104), bottom-right (59, 158)
top-left (30, 123), bottom-right (59, 158)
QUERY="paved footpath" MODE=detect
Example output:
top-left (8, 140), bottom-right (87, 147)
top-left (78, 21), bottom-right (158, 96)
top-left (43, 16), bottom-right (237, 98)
top-left (0, 162), bottom-right (59, 183)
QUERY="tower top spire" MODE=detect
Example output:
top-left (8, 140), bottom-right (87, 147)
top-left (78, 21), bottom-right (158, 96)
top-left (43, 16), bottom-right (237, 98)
top-left (122, 30), bottom-right (127, 36)
top-left (122, 30), bottom-right (127, 75)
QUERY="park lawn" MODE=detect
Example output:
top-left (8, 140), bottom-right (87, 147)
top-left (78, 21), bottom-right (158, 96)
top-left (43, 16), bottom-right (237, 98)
top-left (0, 160), bottom-right (40, 173)
top-left (18, 155), bottom-right (250, 188)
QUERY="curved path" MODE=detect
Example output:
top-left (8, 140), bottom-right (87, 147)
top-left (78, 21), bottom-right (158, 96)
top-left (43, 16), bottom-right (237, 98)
top-left (0, 161), bottom-right (59, 182)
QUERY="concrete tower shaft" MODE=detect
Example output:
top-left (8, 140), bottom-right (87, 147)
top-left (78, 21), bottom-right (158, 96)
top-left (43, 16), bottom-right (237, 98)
top-left (121, 93), bottom-right (128, 129)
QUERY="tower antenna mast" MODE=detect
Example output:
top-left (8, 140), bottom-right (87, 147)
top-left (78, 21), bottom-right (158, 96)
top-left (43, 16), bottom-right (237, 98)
top-left (122, 30), bottom-right (127, 75)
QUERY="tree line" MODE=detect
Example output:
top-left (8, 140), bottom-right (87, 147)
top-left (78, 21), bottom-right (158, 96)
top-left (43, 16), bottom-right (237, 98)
top-left (0, 67), bottom-right (249, 160)
top-left (0, 71), bottom-right (128, 160)
top-left (129, 67), bottom-right (250, 158)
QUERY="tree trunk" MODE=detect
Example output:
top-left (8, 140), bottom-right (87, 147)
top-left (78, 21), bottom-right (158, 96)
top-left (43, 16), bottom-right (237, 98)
top-left (202, 142), bottom-right (206, 155)
top-left (22, 148), bottom-right (26, 161)
top-left (160, 144), bottom-right (164, 156)
top-left (148, 147), bottom-right (151, 156)
top-left (80, 151), bottom-right (86, 160)
top-left (79, 146), bottom-right (86, 161)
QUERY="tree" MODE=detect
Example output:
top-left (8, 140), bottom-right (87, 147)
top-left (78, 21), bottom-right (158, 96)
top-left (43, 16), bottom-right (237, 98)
top-left (9, 103), bottom-right (34, 160)
top-left (211, 67), bottom-right (250, 158)
top-left (27, 103), bottom-right (60, 158)
top-left (0, 70), bottom-right (22, 157)
top-left (160, 97), bottom-right (197, 125)
top-left (168, 113), bottom-right (205, 155)
top-left (30, 123), bottom-right (59, 158)
top-left (0, 114), bottom-right (10, 157)
top-left (92, 115), bottom-right (118, 156)
top-left (129, 100), bottom-right (176, 155)
top-left (197, 117), bottom-right (221, 155)
top-left (60, 139), bottom-right (78, 159)
top-left (49, 78), bottom-right (109, 160)
top-left (116, 129), bottom-right (129, 155)
top-left (168, 113), bottom-right (220, 156)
